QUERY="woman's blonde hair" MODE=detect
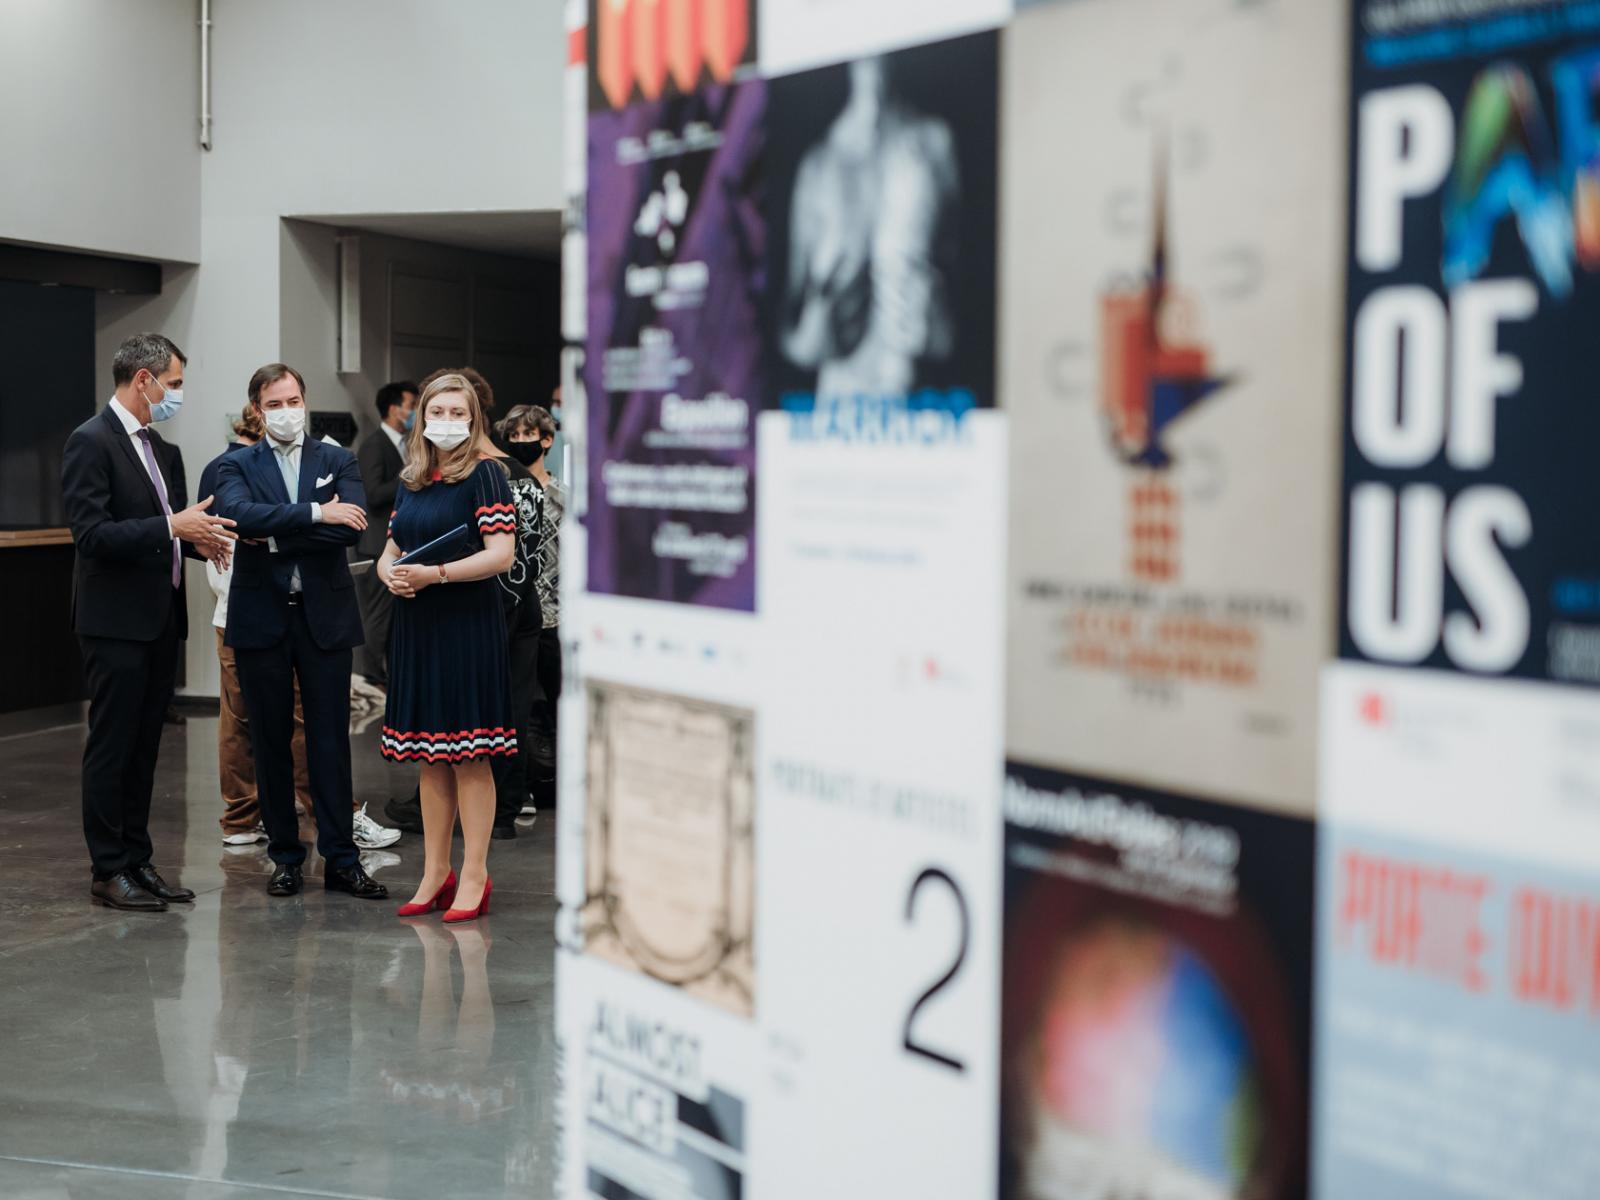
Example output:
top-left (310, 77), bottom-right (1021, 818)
top-left (401, 373), bottom-right (502, 490)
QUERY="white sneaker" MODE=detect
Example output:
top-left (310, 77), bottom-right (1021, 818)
top-left (352, 803), bottom-right (402, 849)
top-left (222, 824), bottom-right (267, 846)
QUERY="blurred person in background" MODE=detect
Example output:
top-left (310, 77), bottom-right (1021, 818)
top-left (502, 404), bottom-right (563, 814)
top-left (354, 380), bottom-right (418, 690)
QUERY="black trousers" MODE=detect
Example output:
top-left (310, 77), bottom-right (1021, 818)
top-left (353, 566), bottom-right (393, 685)
top-left (78, 604), bottom-right (180, 879)
top-left (531, 624), bottom-right (561, 807)
top-left (235, 605), bottom-right (359, 871)
top-left (491, 624), bottom-right (539, 825)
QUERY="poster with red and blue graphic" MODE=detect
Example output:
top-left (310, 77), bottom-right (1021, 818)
top-left (1002, 0), bottom-right (1346, 814)
top-left (1340, 0), bottom-right (1600, 684)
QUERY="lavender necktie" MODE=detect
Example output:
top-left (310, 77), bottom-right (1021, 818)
top-left (134, 429), bottom-right (182, 588)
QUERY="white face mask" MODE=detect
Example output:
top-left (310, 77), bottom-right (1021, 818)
top-left (424, 419), bottom-right (471, 451)
top-left (264, 406), bottom-right (306, 443)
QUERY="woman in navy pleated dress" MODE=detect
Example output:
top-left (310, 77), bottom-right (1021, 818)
top-left (377, 373), bottom-right (517, 922)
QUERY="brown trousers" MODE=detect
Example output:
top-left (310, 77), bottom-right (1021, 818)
top-left (217, 628), bottom-right (313, 833)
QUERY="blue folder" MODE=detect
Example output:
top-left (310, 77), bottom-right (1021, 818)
top-left (394, 523), bottom-right (472, 566)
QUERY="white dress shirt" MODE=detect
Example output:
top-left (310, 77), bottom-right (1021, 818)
top-left (108, 397), bottom-right (177, 549)
top-left (267, 430), bottom-right (324, 593)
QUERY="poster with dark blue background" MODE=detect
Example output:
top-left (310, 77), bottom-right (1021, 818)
top-left (1341, 0), bottom-right (1600, 684)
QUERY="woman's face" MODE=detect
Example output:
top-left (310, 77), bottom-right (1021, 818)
top-left (425, 390), bottom-right (473, 427)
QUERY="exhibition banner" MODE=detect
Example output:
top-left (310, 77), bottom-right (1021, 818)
top-left (1341, 0), bottom-right (1600, 683)
top-left (585, 79), bottom-right (764, 610)
top-left (1315, 663), bottom-right (1600, 1198)
top-left (1003, 0), bottom-right (1345, 813)
top-left (556, 411), bottom-right (1008, 1198)
top-left (755, 408), bottom-right (1008, 1197)
top-left (757, 0), bottom-right (1006, 77)
top-left (1001, 761), bottom-right (1314, 1200)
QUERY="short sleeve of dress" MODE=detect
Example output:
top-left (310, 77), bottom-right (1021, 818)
top-left (473, 460), bottom-right (516, 539)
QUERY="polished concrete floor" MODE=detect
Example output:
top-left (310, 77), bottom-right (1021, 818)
top-left (0, 703), bottom-right (557, 1200)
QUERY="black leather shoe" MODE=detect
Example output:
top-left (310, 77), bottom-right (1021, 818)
top-left (325, 862), bottom-right (389, 900)
top-left (491, 822), bottom-right (517, 841)
top-left (267, 864), bottom-right (304, 896)
top-left (383, 796), bottom-right (424, 835)
top-left (130, 864), bottom-right (195, 902)
top-left (92, 871), bottom-right (168, 912)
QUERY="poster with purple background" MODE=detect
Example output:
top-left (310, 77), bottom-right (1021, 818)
top-left (585, 79), bottom-right (764, 611)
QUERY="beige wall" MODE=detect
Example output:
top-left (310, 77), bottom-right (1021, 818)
top-left (0, 0), bottom-right (202, 263)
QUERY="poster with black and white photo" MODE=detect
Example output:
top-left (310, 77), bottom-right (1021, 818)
top-left (765, 31), bottom-right (998, 427)
top-left (1341, 0), bottom-right (1600, 684)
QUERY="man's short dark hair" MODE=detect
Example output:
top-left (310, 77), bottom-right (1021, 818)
top-left (112, 333), bottom-right (186, 386)
top-left (247, 363), bottom-right (308, 406)
top-left (375, 380), bottom-right (419, 419)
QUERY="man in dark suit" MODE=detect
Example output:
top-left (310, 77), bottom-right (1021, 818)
top-left (353, 380), bottom-right (416, 686)
top-left (214, 363), bottom-right (386, 900)
top-left (61, 332), bottom-right (238, 911)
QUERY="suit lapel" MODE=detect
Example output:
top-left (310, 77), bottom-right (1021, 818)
top-left (249, 440), bottom-right (292, 504)
top-left (103, 404), bottom-right (167, 516)
top-left (297, 437), bottom-right (320, 503)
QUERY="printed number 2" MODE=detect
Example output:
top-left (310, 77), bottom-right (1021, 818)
top-left (902, 867), bottom-right (969, 1073)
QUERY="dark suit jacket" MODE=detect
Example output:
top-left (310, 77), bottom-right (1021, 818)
top-left (213, 437), bottom-right (365, 652)
top-left (197, 440), bottom-right (250, 512)
top-left (355, 426), bottom-right (405, 560)
top-left (61, 404), bottom-right (195, 642)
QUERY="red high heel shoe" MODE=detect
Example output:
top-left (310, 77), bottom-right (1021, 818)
top-left (397, 870), bottom-right (457, 917)
top-left (443, 876), bottom-right (492, 924)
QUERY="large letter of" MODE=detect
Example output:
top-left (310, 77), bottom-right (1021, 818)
top-left (1358, 85), bottom-right (1454, 272)
top-left (1349, 483), bottom-right (1444, 663)
top-left (1444, 487), bottom-right (1532, 672)
top-left (1448, 280), bottom-right (1538, 469)
top-left (1353, 286), bottom-right (1448, 468)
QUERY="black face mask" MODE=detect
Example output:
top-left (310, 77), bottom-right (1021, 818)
top-left (508, 442), bottom-right (545, 467)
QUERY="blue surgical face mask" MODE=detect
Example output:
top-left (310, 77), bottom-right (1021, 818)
top-left (145, 376), bottom-right (184, 422)
top-left (402, 409), bottom-right (416, 432)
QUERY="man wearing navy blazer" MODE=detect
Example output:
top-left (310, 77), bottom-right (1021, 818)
top-left (214, 363), bottom-right (386, 900)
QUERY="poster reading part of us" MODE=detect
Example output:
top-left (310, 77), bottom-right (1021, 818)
top-left (584, 70), bottom-right (764, 611)
top-left (1002, 0), bottom-right (1346, 815)
top-left (1340, 0), bottom-right (1600, 685)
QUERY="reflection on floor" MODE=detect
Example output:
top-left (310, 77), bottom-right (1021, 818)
top-left (0, 705), bottom-right (557, 1200)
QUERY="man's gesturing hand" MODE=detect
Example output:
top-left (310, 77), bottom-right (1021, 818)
top-left (322, 494), bottom-right (368, 531)
top-left (171, 495), bottom-right (237, 546)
